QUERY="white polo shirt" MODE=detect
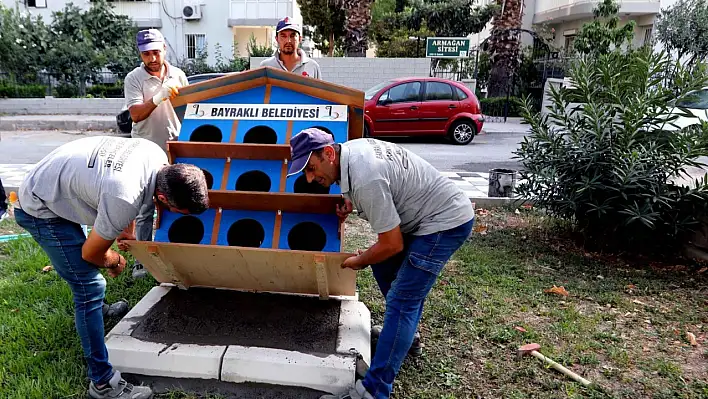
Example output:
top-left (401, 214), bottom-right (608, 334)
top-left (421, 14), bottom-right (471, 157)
top-left (260, 49), bottom-right (322, 79)
top-left (124, 62), bottom-right (189, 153)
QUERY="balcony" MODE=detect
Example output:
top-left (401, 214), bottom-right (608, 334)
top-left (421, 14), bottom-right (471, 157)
top-left (533, 0), bottom-right (660, 24)
top-left (228, 0), bottom-right (293, 27)
top-left (110, 0), bottom-right (162, 28)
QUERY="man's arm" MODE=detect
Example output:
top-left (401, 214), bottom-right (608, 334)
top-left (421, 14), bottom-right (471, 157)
top-left (343, 226), bottom-right (404, 270)
top-left (82, 230), bottom-right (126, 278)
top-left (128, 100), bottom-right (158, 124)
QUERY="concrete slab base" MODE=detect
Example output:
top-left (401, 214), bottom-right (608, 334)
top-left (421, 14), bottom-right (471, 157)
top-left (105, 284), bottom-right (371, 395)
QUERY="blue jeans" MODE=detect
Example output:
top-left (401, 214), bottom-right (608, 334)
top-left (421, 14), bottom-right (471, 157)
top-left (362, 218), bottom-right (474, 399)
top-left (14, 209), bottom-right (114, 385)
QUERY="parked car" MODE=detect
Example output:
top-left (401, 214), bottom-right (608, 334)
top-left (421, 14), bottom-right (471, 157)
top-left (664, 87), bottom-right (708, 131)
top-left (363, 77), bottom-right (484, 145)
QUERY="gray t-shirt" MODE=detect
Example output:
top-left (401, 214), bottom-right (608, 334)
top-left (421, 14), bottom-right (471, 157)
top-left (260, 49), bottom-right (322, 79)
top-left (124, 62), bottom-right (188, 152)
top-left (340, 138), bottom-right (475, 236)
top-left (18, 136), bottom-right (167, 241)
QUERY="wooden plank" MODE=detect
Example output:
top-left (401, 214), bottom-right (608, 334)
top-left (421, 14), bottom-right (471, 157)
top-left (125, 241), bottom-right (357, 297)
top-left (220, 158), bottom-right (232, 191)
top-left (167, 142), bottom-right (291, 161)
top-left (348, 105), bottom-right (365, 140)
top-left (270, 79), bottom-right (363, 110)
top-left (229, 120), bottom-right (239, 143)
top-left (264, 84), bottom-right (272, 104)
top-left (172, 77), bottom-right (267, 108)
top-left (271, 210), bottom-right (282, 249)
top-left (210, 207), bottom-right (223, 245)
top-left (146, 245), bottom-right (190, 289)
top-left (285, 120), bottom-right (294, 143)
top-left (208, 191), bottom-right (343, 214)
top-left (314, 254), bottom-right (330, 300)
top-left (278, 158), bottom-right (288, 192)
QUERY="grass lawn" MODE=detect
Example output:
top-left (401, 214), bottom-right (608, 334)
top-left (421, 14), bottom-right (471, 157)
top-left (0, 209), bottom-right (706, 398)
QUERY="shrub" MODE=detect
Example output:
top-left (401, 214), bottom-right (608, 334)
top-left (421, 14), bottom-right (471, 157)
top-left (514, 47), bottom-right (708, 254)
top-left (86, 82), bottom-right (124, 98)
top-left (0, 83), bottom-right (46, 98)
top-left (53, 83), bottom-right (79, 98)
top-left (480, 97), bottom-right (522, 117)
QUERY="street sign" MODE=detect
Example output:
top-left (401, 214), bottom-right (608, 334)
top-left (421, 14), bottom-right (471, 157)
top-left (426, 37), bottom-right (471, 58)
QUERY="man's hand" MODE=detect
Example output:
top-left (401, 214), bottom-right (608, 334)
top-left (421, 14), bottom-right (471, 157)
top-left (152, 81), bottom-right (180, 105)
top-left (116, 231), bottom-right (135, 251)
top-left (341, 251), bottom-right (368, 271)
top-left (106, 254), bottom-right (127, 278)
top-left (336, 199), bottom-right (353, 220)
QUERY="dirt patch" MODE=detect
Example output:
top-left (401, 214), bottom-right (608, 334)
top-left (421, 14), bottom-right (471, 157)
top-left (131, 288), bottom-right (341, 354)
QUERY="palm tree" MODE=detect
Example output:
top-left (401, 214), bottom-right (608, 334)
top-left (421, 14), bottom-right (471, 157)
top-left (485, 0), bottom-right (524, 98)
top-left (333, 0), bottom-right (374, 57)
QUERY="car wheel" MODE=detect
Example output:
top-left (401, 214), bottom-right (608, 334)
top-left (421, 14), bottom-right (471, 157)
top-left (364, 124), bottom-right (371, 138)
top-left (448, 120), bottom-right (476, 145)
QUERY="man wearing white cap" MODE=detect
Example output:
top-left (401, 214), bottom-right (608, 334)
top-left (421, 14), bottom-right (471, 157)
top-left (260, 17), bottom-right (322, 79)
top-left (123, 28), bottom-right (189, 278)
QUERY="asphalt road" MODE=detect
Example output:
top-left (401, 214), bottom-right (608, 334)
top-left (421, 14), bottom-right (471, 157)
top-left (0, 129), bottom-right (527, 173)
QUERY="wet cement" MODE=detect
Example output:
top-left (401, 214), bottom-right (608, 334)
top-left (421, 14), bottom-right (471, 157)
top-left (125, 374), bottom-right (329, 399)
top-left (131, 287), bottom-right (341, 354)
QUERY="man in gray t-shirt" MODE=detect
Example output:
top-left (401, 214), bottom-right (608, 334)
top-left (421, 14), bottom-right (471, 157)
top-left (15, 136), bottom-right (209, 399)
top-left (260, 17), bottom-right (322, 79)
top-left (288, 129), bottom-right (474, 399)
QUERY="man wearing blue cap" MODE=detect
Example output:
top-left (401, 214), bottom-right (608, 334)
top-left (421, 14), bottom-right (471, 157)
top-left (287, 129), bottom-right (475, 399)
top-left (260, 17), bottom-right (322, 79)
top-left (124, 28), bottom-right (189, 278)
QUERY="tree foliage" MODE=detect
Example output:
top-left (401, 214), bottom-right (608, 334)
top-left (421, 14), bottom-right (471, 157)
top-left (297, 0), bottom-right (345, 56)
top-left (514, 46), bottom-right (708, 254)
top-left (573, 0), bottom-right (635, 57)
top-left (655, 0), bottom-right (708, 65)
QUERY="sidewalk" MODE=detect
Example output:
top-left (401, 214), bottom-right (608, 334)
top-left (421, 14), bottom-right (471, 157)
top-left (480, 121), bottom-right (529, 134)
top-left (0, 115), bottom-right (116, 131)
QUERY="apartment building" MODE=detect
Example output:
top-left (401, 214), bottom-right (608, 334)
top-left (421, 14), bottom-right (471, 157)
top-left (0, 0), bottom-right (302, 65)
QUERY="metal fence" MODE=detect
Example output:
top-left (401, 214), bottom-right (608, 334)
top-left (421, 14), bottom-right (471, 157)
top-left (0, 71), bottom-right (124, 98)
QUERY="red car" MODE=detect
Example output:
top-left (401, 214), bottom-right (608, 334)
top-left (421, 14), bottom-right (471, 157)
top-left (363, 77), bottom-right (484, 145)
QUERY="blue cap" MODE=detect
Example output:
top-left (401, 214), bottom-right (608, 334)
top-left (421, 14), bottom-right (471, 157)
top-left (276, 16), bottom-right (301, 35)
top-left (136, 29), bottom-right (165, 52)
top-left (287, 128), bottom-right (334, 177)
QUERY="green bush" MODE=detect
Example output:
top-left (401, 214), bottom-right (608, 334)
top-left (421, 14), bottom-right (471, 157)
top-left (86, 82), bottom-right (124, 98)
top-left (514, 47), bottom-right (708, 254)
top-left (480, 97), bottom-right (522, 117)
top-left (54, 83), bottom-right (79, 98)
top-left (0, 82), bottom-right (46, 98)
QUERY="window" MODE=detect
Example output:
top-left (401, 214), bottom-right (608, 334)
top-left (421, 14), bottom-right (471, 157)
top-left (380, 82), bottom-right (421, 104)
top-left (454, 87), bottom-right (468, 101)
top-left (26, 0), bottom-right (47, 7)
top-left (564, 35), bottom-right (575, 54)
top-left (424, 82), bottom-right (454, 101)
top-left (643, 27), bottom-right (653, 46)
top-left (185, 34), bottom-right (206, 59)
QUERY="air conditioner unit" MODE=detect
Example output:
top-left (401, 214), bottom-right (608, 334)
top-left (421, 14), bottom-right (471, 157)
top-left (182, 2), bottom-right (202, 20)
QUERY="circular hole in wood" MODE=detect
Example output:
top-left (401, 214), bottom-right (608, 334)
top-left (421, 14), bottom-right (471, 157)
top-left (235, 170), bottom-right (272, 192)
top-left (293, 174), bottom-right (330, 194)
top-left (227, 219), bottom-right (265, 248)
top-left (190, 124), bottom-right (223, 142)
top-left (168, 215), bottom-right (205, 244)
top-left (201, 168), bottom-right (214, 190)
top-left (311, 126), bottom-right (335, 140)
top-left (244, 125), bottom-right (277, 144)
top-left (288, 222), bottom-right (327, 252)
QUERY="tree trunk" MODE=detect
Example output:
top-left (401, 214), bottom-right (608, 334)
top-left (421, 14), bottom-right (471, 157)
top-left (486, 0), bottom-right (523, 98)
top-left (328, 31), bottom-right (335, 57)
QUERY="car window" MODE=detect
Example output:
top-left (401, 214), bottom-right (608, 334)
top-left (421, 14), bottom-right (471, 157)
top-left (383, 82), bottom-right (421, 103)
top-left (365, 80), bottom-right (395, 100)
top-left (675, 89), bottom-right (708, 110)
top-left (454, 87), bottom-right (468, 100)
top-left (425, 82), bottom-right (454, 101)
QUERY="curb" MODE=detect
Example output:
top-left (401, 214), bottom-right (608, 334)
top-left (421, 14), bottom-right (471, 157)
top-left (469, 197), bottom-right (533, 209)
top-left (0, 119), bottom-right (117, 132)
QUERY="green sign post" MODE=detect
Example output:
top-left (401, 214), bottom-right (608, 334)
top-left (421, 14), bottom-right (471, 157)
top-left (425, 37), bottom-right (471, 58)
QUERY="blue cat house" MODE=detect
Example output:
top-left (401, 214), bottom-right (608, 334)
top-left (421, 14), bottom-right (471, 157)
top-left (124, 66), bottom-right (366, 299)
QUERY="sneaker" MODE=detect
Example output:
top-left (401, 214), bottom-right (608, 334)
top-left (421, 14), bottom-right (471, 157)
top-left (102, 300), bottom-right (129, 318)
top-left (131, 262), bottom-right (147, 279)
top-left (88, 370), bottom-right (153, 399)
top-left (319, 380), bottom-right (373, 399)
top-left (371, 325), bottom-right (424, 357)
